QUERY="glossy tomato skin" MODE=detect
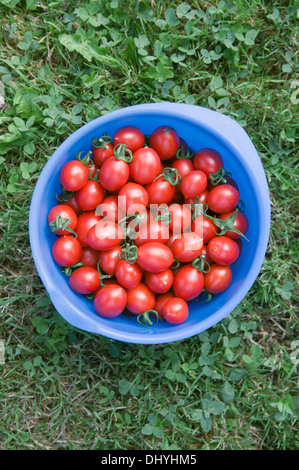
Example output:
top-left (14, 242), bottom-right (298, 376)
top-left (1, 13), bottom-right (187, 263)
top-left (115, 260), bottom-right (143, 290)
top-left (52, 235), bottom-right (82, 267)
top-left (118, 182), bottom-right (149, 215)
top-left (181, 170), bottom-right (208, 199)
top-left (185, 189), bottom-right (209, 207)
top-left (207, 184), bottom-right (239, 213)
top-left (154, 292), bottom-right (175, 321)
top-left (171, 158), bottom-right (194, 191)
top-left (58, 194), bottom-right (82, 215)
top-left (86, 220), bottom-right (123, 251)
top-left (68, 266), bottom-right (100, 294)
top-left (204, 264), bottom-right (232, 294)
top-left (219, 210), bottom-right (249, 239)
top-left (145, 269), bottom-right (173, 294)
top-left (75, 180), bottom-right (104, 211)
top-left (100, 157), bottom-right (130, 192)
top-left (163, 297), bottom-right (189, 325)
top-left (134, 220), bottom-right (170, 247)
top-left (99, 245), bottom-right (123, 276)
top-left (60, 160), bottom-right (89, 192)
top-left (94, 284), bottom-right (127, 318)
top-left (98, 195), bottom-right (122, 223)
top-left (191, 215), bottom-right (219, 244)
top-left (145, 176), bottom-right (175, 206)
top-left (168, 203), bottom-right (192, 234)
top-left (75, 211), bottom-right (102, 247)
top-left (48, 204), bottom-right (78, 236)
top-left (149, 126), bottom-right (180, 160)
top-left (137, 242), bottom-right (174, 273)
top-left (126, 283), bottom-right (156, 315)
top-left (173, 264), bottom-right (204, 301)
top-left (171, 232), bottom-right (203, 263)
top-left (80, 247), bottom-right (100, 269)
top-left (207, 236), bottom-right (240, 265)
top-left (193, 148), bottom-right (223, 176)
top-left (113, 126), bottom-right (145, 153)
top-left (92, 142), bottom-right (114, 167)
top-left (129, 147), bottom-right (161, 185)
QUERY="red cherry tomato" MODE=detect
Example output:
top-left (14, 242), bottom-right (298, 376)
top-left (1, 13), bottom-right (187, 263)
top-left (52, 235), bottom-right (82, 267)
top-left (201, 245), bottom-right (213, 266)
top-left (204, 264), bottom-right (232, 294)
top-left (163, 297), bottom-right (189, 325)
top-left (115, 259), bottom-right (143, 290)
top-left (100, 156), bottom-right (130, 192)
top-left (207, 236), bottom-right (240, 265)
top-left (126, 283), bottom-right (156, 315)
top-left (171, 158), bottom-right (194, 191)
top-left (154, 292), bottom-right (175, 321)
top-left (218, 210), bottom-right (249, 239)
top-left (145, 269), bottom-right (174, 294)
top-left (80, 247), bottom-right (100, 269)
top-left (145, 176), bottom-right (176, 205)
top-left (168, 203), bottom-right (192, 234)
top-left (181, 170), bottom-right (207, 199)
top-left (193, 148), bottom-right (224, 175)
top-left (149, 126), bottom-right (180, 160)
top-left (60, 160), bottom-right (89, 191)
top-left (98, 195), bottom-right (123, 223)
top-left (113, 126), bottom-right (145, 152)
top-left (173, 264), bottom-right (204, 301)
top-left (137, 242), bottom-right (174, 273)
top-left (129, 147), bottom-right (161, 185)
top-left (86, 220), bottom-right (123, 251)
top-left (57, 194), bottom-right (82, 215)
top-left (75, 211), bottom-right (101, 247)
top-left (185, 189), bottom-right (209, 207)
top-left (48, 204), bottom-right (78, 236)
top-left (99, 245), bottom-right (123, 276)
top-left (75, 180), bottom-right (104, 211)
top-left (134, 220), bottom-right (170, 247)
top-left (118, 182), bottom-right (149, 215)
top-left (94, 284), bottom-right (127, 318)
top-left (207, 184), bottom-right (239, 213)
top-left (171, 232), bottom-right (203, 263)
top-left (68, 266), bottom-right (100, 294)
top-left (92, 141), bottom-right (114, 167)
top-left (191, 215), bottom-right (219, 244)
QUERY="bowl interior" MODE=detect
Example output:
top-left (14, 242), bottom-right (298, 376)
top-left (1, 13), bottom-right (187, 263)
top-left (30, 104), bottom-right (269, 344)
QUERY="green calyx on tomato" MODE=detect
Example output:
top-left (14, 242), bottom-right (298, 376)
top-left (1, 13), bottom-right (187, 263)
top-left (191, 255), bottom-right (211, 273)
top-left (61, 262), bottom-right (84, 277)
top-left (191, 199), bottom-right (209, 220)
top-left (113, 143), bottom-right (133, 162)
top-left (175, 144), bottom-right (195, 160)
top-left (154, 204), bottom-right (172, 225)
top-left (56, 187), bottom-right (74, 203)
top-left (154, 167), bottom-right (182, 186)
top-left (49, 214), bottom-right (77, 237)
top-left (96, 260), bottom-right (112, 287)
top-left (205, 209), bottom-right (249, 241)
top-left (209, 167), bottom-right (232, 185)
top-left (118, 243), bottom-right (138, 264)
top-left (75, 150), bottom-right (93, 167)
top-left (91, 133), bottom-right (113, 149)
top-left (137, 310), bottom-right (162, 327)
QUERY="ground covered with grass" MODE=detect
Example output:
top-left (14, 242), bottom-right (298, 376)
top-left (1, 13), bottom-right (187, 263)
top-left (0, 0), bottom-right (298, 450)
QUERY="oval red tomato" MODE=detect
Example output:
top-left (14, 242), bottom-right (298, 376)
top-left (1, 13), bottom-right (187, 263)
top-left (173, 264), bottom-right (204, 301)
top-left (181, 170), bottom-right (207, 199)
top-left (149, 126), bottom-right (180, 160)
top-left (60, 160), bottom-right (89, 192)
top-left (204, 264), bottom-right (232, 294)
top-left (115, 259), bottom-right (143, 290)
top-left (68, 266), bottom-right (100, 294)
top-left (145, 269), bottom-right (173, 294)
top-left (52, 235), bottom-right (82, 267)
top-left (126, 283), bottom-right (156, 315)
top-left (113, 126), bottom-right (145, 152)
top-left (154, 292), bottom-right (175, 321)
top-left (75, 211), bottom-right (102, 247)
top-left (137, 242), bottom-right (174, 273)
top-left (86, 220), bottom-right (124, 251)
top-left (118, 182), bottom-right (149, 215)
top-left (75, 180), bottom-right (104, 211)
top-left (48, 204), bottom-right (78, 236)
top-left (191, 215), bottom-right (219, 244)
top-left (98, 245), bottom-right (123, 276)
top-left (207, 184), bottom-right (239, 213)
top-left (145, 176), bottom-right (176, 206)
top-left (171, 232), bottom-right (203, 263)
top-left (168, 203), bottom-right (192, 234)
top-left (193, 148), bottom-right (224, 176)
top-left (94, 284), bottom-right (127, 318)
top-left (129, 147), bottom-right (161, 185)
top-left (207, 236), bottom-right (240, 265)
top-left (163, 297), bottom-right (189, 325)
top-left (80, 247), bottom-right (100, 269)
top-left (100, 156), bottom-right (130, 192)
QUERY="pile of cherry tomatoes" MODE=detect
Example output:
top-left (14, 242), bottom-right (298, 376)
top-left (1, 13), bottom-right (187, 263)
top-left (48, 125), bottom-right (249, 326)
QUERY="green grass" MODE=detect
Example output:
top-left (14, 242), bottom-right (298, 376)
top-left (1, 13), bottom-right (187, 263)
top-left (0, 0), bottom-right (298, 450)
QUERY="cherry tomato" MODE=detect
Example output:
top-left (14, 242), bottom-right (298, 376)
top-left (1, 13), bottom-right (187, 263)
top-left (113, 126), bottom-right (145, 153)
top-left (134, 220), bottom-right (170, 247)
top-left (80, 247), bottom-right (100, 269)
top-left (87, 161), bottom-right (100, 179)
top-left (201, 245), bottom-right (213, 266)
top-left (68, 266), bottom-right (100, 294)
top-left (75, 180), bottom-right (104, 211)
top-left (75, 211), bottom-right (101, 247)
top-left (173, 264), bottom-right (204, 301)
top-left (191, 215), bottom-right (219, 244)
top-left (204, 264), bottom-right (232, 294)
top-left (52, 235), bottom-right (82, 267)
top-left (129, 147), bottom-right (161, 185)
top-left (154, 292), bottom-right (175, 321)
top-left (99, 156), bottom-right (130, 192)
top-left (60, 160), bottom-right (89, 191)
top-left (98, 195), bottom-right (123, 223)
top-left (207, 236), bottom-right (240, 265)
top-left (171, 232), bottom-right (203, 263)
top-left (193, 148), bottom-right (223, 175)
top-left (48, 204), bottom-right (78, 236)
top-left (92, 140), bottom-right (114, 167)
top-left (58, 194), bottom-right (82, 215)
top-left (207, 184), bottom-right (239, 213)
top-left (171, 158), bottom-right (194, 191)
top-left (137, 242), bottom-right (174, 273)
top-left (94, 284), bottom-right (127, 318)
top-left (163, 297), bottom-right (189, 325)
top-left (145, 269), bottom-right (173, 294)
top-left (118, 182), bottom-right (149, 215)
top-left (168, 203), bottom-right (192, 234)
top-left (185, 189), bottom-right (209, 207)
top-left (219, 210), bottom-right (249, 239)
top-left (145, 176), bottom-right (176, 205)
top-left (126, 283), bottom-right (156, 315)
top-left (115, 259), bottom-right (143, 290)
top-left (99, 245), bottom-right (123, 276)
top-left (149, 126), bottom-right (180, 160)
top-left (86, 220), bottom-right (123, 251)
top-left (181, 170), bottom-right (207, 199)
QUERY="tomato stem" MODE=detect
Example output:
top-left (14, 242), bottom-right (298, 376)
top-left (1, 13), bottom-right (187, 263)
top-left (206, 210), bottom-right (249, 241)
top-left (61, 262), bottom-right (84, 277)
top-left (113, 143), bottom-right (133, 162)
top-left (91, 133), bottom-right (113, 149)
top-left (175, 144), bottom-right (195, 159)
top-left (56, 187), bottom-right (74, 202)
top-left (153, 167), bottom-right (182, 186)
top-left (75, 150), bottom-right (93, 167)
top-left (49, 214), bottom-right (77, 237)
top-left (209, 167), bottom-right (232, 185)
top-left (96, 261), bottom-right (112, 287)
top-left (192, 256), bottom-right (211, 273)
top-left (117, 243), bottom-right (138, 264)
top-left (191, 198), bottom-right (209, 220)
top-left (137, 310), bottom-right (162, 327)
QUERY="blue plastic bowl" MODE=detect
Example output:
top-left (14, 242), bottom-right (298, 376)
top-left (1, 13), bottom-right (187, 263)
top-left (29, 103), bottom-right (270, 344)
